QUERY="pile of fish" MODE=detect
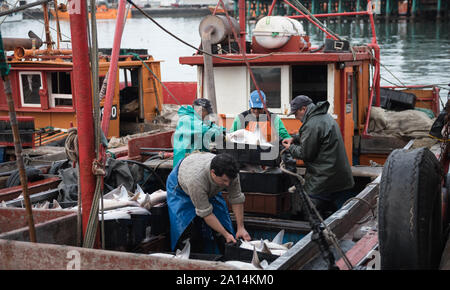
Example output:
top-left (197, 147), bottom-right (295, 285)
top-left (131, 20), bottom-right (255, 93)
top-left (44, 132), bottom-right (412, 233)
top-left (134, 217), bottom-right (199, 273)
top-left (101, 184), bottom-right (167, 211)
top-left (146, 230), bottom-right (294, 270)
top-left (149, 239), bottom-right (269, 270)
top-left (239, 229), bottom-right (293, 256)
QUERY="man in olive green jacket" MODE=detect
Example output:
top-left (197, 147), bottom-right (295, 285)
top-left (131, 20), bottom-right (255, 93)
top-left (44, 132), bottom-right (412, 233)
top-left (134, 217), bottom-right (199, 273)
top-left (282, 95), bottom-right (354, 217)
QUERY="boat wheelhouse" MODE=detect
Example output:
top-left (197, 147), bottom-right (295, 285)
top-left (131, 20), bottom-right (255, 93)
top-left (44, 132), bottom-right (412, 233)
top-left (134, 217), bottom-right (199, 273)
top-left (0, 47), bottom-right (164, 138)
top-left (179, 0), bottom-right (440, 165)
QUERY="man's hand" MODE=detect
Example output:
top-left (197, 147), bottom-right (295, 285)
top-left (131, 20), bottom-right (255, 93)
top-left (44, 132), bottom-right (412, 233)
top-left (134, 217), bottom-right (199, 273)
top-left (224, 232), bottom-right (237, 244)
top-left (235, 227), bottom-right (251, 241)
top-left (282, 137), bottom-right (294, 149)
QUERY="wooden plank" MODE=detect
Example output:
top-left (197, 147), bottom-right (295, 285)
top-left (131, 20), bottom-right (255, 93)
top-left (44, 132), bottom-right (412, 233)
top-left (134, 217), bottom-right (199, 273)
top-left (0, 177), bottom-right (61, 202)
top-left (336, 230), bottom-right (378, 270)
top-left (0, 239), bottom-right (237, 270)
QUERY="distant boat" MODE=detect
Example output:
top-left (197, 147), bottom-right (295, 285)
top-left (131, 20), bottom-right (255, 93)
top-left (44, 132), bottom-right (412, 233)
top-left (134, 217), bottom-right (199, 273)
top-left (51, 4), bottom-right (132, 20)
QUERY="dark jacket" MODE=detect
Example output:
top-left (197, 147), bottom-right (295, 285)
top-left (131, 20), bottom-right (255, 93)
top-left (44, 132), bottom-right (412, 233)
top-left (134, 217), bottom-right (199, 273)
top-left (289, 101), bottom-right (354, 197)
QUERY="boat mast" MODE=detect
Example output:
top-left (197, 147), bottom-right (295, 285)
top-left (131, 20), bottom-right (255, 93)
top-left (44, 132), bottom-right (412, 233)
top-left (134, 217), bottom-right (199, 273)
top-left (68, 0), bottom-right (97, 244)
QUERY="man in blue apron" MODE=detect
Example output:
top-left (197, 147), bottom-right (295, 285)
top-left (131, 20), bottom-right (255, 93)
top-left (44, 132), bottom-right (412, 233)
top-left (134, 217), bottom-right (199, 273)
top-left (166, 152), bottom-right (251, 253)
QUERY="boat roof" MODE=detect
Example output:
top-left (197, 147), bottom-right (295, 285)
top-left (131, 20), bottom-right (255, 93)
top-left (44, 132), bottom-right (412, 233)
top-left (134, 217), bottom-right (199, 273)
top-left (179, 46), bottom-right (372, 67)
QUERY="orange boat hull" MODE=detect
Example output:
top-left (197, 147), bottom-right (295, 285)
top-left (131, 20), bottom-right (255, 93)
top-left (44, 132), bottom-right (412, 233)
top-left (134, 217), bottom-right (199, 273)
top-left (51, 7), bottom-right (132, 20)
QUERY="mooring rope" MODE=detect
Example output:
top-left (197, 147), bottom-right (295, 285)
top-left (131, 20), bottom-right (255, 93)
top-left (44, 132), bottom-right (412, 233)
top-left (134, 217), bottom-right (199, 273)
top-left (64, 127), bottom-right (83, 246)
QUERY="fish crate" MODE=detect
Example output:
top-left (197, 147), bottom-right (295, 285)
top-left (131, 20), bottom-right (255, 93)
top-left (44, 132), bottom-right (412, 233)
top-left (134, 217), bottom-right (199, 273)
top-left (376, 88), bottom-right (417, 111)
top-left (150, 202), bottom-right (170, 236)
top-left (215, 142), bottom-right (281, 167)
top-left (0, 116), bottom-right (35, 148)
top-left (223, 241), bottom-right (279, 264)
top-left (239, 170), bottom-right (292, 193)
top-left (222, 191), bottom-right (291, 216)
top-left (103, 218), bottom-right (133, 251)
top-left (102, 210), bottom-right (152, 252)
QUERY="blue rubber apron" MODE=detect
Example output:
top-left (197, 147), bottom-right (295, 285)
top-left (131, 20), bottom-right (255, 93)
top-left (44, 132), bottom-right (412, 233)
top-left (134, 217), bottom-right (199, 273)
top-left (166, 159), bottom-right (235, 251)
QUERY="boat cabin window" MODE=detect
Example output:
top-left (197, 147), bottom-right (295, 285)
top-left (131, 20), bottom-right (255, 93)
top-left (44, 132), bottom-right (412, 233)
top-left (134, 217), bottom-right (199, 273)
top-left (119, 68), bottom-right (141, 120)
top-left (250, 67), bottom-right (281, 109)
top-left (19, 72), bottom-right (42, 107)
top-left (291, 65), bottom-right (327, 104)
top-left (119, 67), bottom-right (143, 135)
top-left (48, 72), bottom-right (72, 107)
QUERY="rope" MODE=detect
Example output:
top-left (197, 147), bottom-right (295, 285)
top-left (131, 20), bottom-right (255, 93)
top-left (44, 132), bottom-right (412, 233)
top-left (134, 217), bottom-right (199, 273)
top-left (288, 0), bottom-right (343, 41)
top-left (64, 127), bottom-right (82, 246)
top-left (65, 127), bottom-right (78, 162)
top-left (279, 148), bottom-right (353, 270)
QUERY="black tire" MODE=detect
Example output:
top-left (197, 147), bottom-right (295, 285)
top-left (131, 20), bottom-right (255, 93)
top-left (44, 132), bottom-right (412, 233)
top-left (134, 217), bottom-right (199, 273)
top-left (6, 167), bottom-right (43, 188)
top-left (379, 147), bottom-right (443, 269)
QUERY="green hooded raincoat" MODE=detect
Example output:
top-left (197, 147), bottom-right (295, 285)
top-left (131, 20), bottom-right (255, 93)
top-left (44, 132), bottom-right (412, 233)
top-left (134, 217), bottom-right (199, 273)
top-left (173, 105), bottom-right (225, 166)
top-left (289, 101), bottom-right (354, 197)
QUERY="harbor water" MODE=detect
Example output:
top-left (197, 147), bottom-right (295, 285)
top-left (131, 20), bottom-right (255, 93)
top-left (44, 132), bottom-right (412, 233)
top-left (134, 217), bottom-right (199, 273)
top-left (1, 16), bottom-right (449, 104)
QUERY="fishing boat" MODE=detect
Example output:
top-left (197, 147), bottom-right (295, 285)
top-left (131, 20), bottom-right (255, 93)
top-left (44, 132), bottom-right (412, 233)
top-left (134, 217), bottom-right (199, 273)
top-left (0, 0), bottom-right (448, 271)
top-left (51, 2), bottom-right (132, 20)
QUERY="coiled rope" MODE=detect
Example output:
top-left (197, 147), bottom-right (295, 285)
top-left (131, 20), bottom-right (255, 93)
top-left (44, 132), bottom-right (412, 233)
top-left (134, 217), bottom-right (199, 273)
top-left (64, 127), bottom-right (82, 246)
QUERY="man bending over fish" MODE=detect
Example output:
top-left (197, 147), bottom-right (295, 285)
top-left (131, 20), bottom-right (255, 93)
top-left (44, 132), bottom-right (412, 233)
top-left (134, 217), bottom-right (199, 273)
top-left (166, 152), bottom-right (251, 254)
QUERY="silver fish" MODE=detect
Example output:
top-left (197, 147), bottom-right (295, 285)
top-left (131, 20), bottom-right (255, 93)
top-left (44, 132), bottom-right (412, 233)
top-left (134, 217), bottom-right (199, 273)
top-left (225, 246), bottom-right (268, 270)
top-left (239, 230), bottom-right (293, 256)
top-left (149, 239), bottom-right (191, 259)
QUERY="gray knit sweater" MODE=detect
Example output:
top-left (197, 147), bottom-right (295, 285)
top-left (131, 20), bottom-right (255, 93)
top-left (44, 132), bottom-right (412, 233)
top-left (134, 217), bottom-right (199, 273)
top-left (178, 152), bottom-right (245, 217)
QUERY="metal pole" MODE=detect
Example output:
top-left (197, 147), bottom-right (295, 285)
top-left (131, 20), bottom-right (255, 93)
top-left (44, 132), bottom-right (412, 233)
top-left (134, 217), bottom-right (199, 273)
top-left (201, 29), bottom-right (217, 114)
top-left (42, 2), bottom-right (53, 50)
top-left (68, 0), bottom-right (96, 241)
top-left (386, 0), bottom-right (392, 17)
top-left (411, 0), bottom-right (417, 18)
top-left (268, 0), bottom-right (277, 15)
top-left (100, 0), bottom-right (126, 139)
top-left (238, 0), bottom-right (246, 53)
top-left (0, 33), bottom-right (36, 243)
top-left (436, 0), bottom-right (441, 18)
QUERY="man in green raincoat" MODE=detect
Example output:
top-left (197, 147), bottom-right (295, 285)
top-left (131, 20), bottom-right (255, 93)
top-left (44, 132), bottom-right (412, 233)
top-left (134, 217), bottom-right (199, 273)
top-left (282, 95), bottom-right (354, 218)
top-left (173, 98), bottom-right (225, 166)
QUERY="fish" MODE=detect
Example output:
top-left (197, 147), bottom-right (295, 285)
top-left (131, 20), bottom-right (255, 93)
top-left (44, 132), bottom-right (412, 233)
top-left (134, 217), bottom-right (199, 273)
top-left (149, 239), bottom-right (191, 260)
top-left (239, 230), bottom-right (293, 256)
top-left (225, 247), bottom-right (269, 270)
top-left (226, 129), bottom-right (273, 147)
top-left (131, 184), bottom-right (167, 209)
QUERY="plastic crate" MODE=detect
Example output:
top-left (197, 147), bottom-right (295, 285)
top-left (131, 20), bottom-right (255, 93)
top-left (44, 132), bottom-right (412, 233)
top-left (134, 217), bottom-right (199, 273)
top-left (239, 170), bottom-right (292, 193)
top-left (377, 88), bottom-right (416, 110)
top-left (216, 141), bottom-right (281, 167)
top-left (150, 202), bottom-right (170, 236)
